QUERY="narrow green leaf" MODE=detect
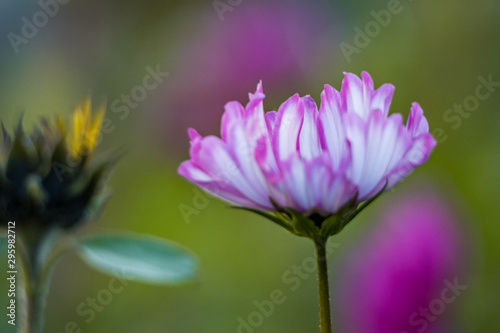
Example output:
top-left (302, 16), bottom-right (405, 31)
top-left (77, 232), bottom-right (198, 285)
top-left (286, 208), bottom-right (318, 238)
top-left (231, 206), bottom-right (294, 233)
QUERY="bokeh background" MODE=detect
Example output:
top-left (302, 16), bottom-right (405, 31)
top-left (1, 0), bottom-right (499, 332)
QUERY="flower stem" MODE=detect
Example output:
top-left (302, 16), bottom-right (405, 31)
top-left (25, 273), bottom-right (50, 333)
top-left (18, 228), bottom-right (59, 333)
top-left (314, 237), bottom-right (332, 333)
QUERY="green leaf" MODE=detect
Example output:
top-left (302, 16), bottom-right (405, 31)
top-left (77, 232), bottom-right (198, 285)
top-left (286, 208), bottom-right (318, 238)
top-left (320, 214), bottom-right (343, 238)
top-left (231, 206), bottom-right (294, 233)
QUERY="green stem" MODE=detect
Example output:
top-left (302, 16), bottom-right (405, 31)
top-left (18, 228), bottom-right (61, 333)
top-left (314, 237), bottom-right (332, 333)
top-left (18, 245), bottom-right (50, 333)
top-left (23, 243), bottom-right (66, 333)
top-left (25, 272), bottom-right (51, 333)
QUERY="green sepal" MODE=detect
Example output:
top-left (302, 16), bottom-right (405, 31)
top-left (319, 193), bottom-right (358, 238)
top-left (230, 181), bottom-right (389, 240)
top-left (0, 122), bottom-right (10, 144)
top-left (81, 191), bottom-right (111, 226)
top-left (285, 207), bottom-right (318, 238)
top-left (25, 174), bottom-right (47, 205)
top-left (319, 214), bottom-right (343, 238)
top-left (6, 122), bottom-right (40, 182)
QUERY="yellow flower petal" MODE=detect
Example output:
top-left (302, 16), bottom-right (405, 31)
top-left (84, 104), bottom-right (105, 154)
top-left (66, 97), bottom-right (105, 159)
top-left (70, 105), bottom-right (85, 157)
top-left (56, 115), bottom-right (66, 134)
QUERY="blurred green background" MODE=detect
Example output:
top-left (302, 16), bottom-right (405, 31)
top-left (0, 0), bottom-right (499, 332)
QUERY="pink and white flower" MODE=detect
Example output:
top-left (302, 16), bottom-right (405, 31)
top-left (178, 72), bottom-right (436, 218)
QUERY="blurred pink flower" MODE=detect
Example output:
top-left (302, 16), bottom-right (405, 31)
top-left (338, 191), bottom-right (464, 333)
top-left (178, 72), bottom-right (436, 215)
top-left (158, 1), bottom-right (335, 152)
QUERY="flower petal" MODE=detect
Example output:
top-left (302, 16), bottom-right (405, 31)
top-left (319, 84), bottom-right (348, 169)
top-left (407, 102), bottom-right (429, 137)
top-left (225, 120), bottom-right (271, 203)
top-left (192, 136), bottom-right (272, 208)
top-left (265, 111), bottom-right (277, 134)
top-left (371, 83), bottom-right (395, 116)
top-left (273, 94), bottom-right (304, 162)
top-left (178, 160), bottom-right (259, 208)
top-left (280, 154), bottom-right (311, 210)
top-left (221, 101), bottom-right (245, 141)
top-left (298, 96), bottom-right (321, 159)
top-left (344, 110), bottom-right (413, 200)
top-left (342, 72), bottom-right (370, 119)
